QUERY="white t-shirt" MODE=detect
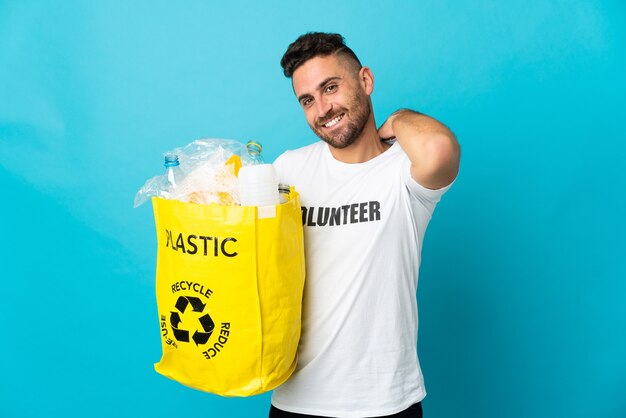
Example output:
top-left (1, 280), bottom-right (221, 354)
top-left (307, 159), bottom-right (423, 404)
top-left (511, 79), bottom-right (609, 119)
top-left (271, 140), bottom-right (452, 417)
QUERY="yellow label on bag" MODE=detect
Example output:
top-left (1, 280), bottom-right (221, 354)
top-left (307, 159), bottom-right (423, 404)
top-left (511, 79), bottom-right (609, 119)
top-left (152, 191), bottom-right (305, 396)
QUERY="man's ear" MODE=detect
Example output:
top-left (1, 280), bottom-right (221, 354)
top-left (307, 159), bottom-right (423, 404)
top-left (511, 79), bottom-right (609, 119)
top-left (359, 66), bottom-right (374, 95)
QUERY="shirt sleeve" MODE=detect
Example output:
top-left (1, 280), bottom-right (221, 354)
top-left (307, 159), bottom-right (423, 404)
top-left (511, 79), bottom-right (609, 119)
top-left (401, 156), bottom-right (456, 216)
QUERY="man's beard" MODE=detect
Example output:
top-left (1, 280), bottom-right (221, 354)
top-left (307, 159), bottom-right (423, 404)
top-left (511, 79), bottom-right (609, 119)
top-left (310, 88), bottom-right (371, 149)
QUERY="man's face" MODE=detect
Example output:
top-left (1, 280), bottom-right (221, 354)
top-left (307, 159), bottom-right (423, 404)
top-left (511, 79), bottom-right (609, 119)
top-left (292, 54), bottom-right (371, 149)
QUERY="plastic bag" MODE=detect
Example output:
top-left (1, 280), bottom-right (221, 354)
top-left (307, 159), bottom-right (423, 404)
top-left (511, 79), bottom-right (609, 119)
top-left (134, 138), bottom-right (245, 208)
top-left (152, 188), bottom-right (305, 396)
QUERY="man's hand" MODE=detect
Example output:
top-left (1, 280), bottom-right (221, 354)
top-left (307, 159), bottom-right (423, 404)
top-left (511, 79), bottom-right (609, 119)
top-left (377, 109), bottom-right (411, 140)
top-left (379, 109), bottom-right (460, 190)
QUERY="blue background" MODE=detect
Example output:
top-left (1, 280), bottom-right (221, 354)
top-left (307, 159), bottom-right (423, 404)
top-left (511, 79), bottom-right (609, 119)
top-left (1, 1), bottom-right (625, 417)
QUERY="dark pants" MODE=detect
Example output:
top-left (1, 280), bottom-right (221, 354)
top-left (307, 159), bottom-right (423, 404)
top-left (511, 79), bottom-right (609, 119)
top-left (269, 402), bottom-right (423, 418)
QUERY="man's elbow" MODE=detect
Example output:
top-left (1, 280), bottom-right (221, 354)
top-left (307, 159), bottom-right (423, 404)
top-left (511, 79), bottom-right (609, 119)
top-left (429, 131), bottom-right (460, 168)
top-left (413, 134), bottom-right (461, 189)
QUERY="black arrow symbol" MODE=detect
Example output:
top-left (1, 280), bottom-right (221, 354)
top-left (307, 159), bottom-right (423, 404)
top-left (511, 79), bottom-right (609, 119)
top-left (175, 296), bottom-right (206, 313)
top-left (192, 330), bottom-right (212, 346)
top-left (186, 296), bottom-right (206, 312)
top-left (173, 328), bottom-right (190, 342)
top-left (175, 296), bottom-right (189, 313)
top-left (198, 314), bottom-right (215, 333)
top-left (170, 311), bottom-right (182, 328)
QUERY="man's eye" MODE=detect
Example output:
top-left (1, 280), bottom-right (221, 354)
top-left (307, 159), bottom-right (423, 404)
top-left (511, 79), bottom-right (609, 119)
top-left (301, 98), bottom-right (312, 107)
top-left (324, 85), bottom-right (337, 93)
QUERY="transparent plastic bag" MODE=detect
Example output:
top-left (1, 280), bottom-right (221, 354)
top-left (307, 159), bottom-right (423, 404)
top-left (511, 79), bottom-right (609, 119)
top-left (134, 138), bottom-right (245, 208)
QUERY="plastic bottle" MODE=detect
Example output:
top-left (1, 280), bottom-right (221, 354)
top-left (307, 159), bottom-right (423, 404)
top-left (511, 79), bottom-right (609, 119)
top-left (278, 184), bottom-right (290, 204)
top-left (238, 141), bottom-right (280, 207)
top-left (163, 153), bottom-right (184, 196)
top-left (241, 140), bottom-right (265, 165)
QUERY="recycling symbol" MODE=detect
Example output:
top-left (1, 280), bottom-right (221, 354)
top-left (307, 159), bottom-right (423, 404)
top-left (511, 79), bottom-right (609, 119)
top-left (170, 295), bottom-right (215, 346)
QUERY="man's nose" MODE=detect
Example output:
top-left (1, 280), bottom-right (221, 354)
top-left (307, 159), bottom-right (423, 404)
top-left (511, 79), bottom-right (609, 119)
top-left (315, 97), bottom-right (332, 119)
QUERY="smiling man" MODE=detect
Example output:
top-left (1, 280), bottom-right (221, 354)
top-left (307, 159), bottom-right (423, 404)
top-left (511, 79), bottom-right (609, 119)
top-left (270, 33), bottom-right (460, 418)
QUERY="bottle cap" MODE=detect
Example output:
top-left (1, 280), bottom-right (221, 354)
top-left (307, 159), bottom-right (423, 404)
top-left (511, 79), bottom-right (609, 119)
top-left (164, 153), bottom-right (180, 167)
top-left (246, 141), bottom-right (263, 156)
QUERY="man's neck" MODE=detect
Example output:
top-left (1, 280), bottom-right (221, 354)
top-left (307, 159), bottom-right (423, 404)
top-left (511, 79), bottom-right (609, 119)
top-left (327, 122), bottom-right (391, 164)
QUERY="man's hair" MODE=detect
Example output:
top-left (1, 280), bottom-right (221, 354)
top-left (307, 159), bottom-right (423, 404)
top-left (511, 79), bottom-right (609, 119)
top-left (280, 32), bottom-right (362, 78)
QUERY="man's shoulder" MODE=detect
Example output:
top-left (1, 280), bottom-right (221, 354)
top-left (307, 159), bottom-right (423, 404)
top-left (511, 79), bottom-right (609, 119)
top-left (274, 141), bottom-right (324, 165)
top-left (273, 141), bottom-right (324, 184)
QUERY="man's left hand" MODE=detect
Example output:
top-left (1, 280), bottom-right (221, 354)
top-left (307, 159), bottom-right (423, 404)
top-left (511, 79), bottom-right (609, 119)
top-left (377, 109), bottom-right (411, 140)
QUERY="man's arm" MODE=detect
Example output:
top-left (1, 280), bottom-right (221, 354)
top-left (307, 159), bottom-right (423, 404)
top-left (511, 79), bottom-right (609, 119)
top-left (378, 109), bottom-right (460, 190)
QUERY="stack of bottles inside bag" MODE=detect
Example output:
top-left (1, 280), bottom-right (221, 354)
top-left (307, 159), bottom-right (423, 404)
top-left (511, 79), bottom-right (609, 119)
top-left (134, 139), bottom-right (290, 208)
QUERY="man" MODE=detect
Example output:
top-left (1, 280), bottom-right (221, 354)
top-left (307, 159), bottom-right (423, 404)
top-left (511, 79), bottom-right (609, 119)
top-left (270, 33), bottom-right (460, 418)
